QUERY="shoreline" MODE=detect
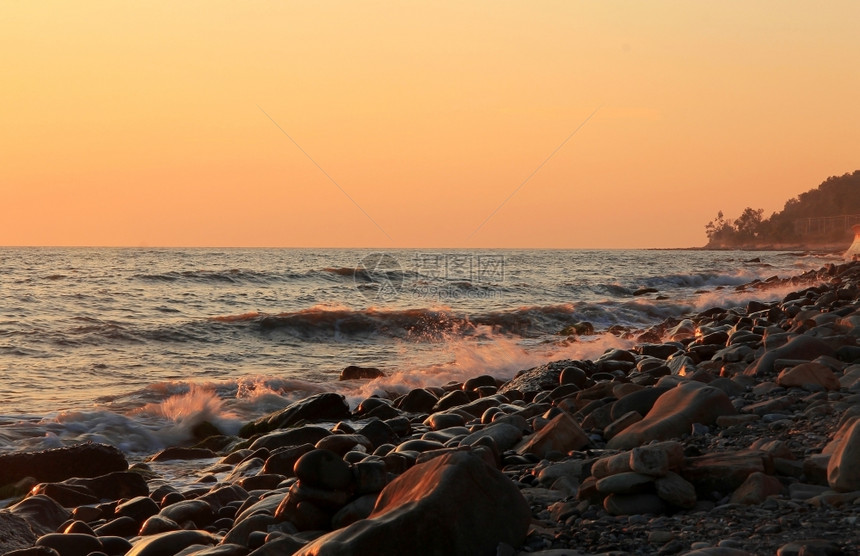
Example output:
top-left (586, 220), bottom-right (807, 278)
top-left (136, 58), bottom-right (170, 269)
top-left (2, 260), bottom-right (859, 555)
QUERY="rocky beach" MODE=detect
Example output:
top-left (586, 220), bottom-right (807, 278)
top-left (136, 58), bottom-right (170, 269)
top-left (2, 260), bottom-right (859, 556)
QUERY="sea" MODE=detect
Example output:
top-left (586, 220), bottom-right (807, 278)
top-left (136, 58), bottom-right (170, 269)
top-left (0, 248), bottom-right (843, 459)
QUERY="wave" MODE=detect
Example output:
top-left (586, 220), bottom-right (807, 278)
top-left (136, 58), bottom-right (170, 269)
top-left (134, 268), bottom-right (293, 284)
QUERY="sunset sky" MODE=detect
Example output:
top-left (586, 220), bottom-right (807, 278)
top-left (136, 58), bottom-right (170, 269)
top-left (2, 2), bottom-right (859, 248)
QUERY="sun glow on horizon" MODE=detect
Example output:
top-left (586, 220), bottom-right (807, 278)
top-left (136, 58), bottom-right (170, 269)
top-left (2, 2), bottom-right (859, 248)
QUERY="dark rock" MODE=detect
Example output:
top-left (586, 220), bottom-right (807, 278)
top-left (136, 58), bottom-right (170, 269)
top-left (430, 390), bottom-right (470, 412)
top-left (93, 515), bottom-right (139, 537)
top-left (610, 387), bottom-right (672, 421)
top-left (159, 500), bottom-right (215, 529)
top-left (0, 513), bottom-right (39, 554)
top-left (395, 388), bottom-right (438, 413)
top-left (462, 375), bottom-right (497, 391)
top-left (499, 360), bottom-right (577, 397)
top-left (115, 495), bottom-right (160, 523)
top-left (683, 450), bottom-right (773, 496)
top-left (338, 366), bottom-right (384, 380)
top-left (293, 449), bottom-right (353, 490)
top-left (149, 447), bottom-right (218, 462)
top-left (124, 530), bottom-right (218, 556)
top-left (35, 534), bottom-right (102, 556)
top-left (65, 471), bottom-right (149, 501)
top-left (263, 444), bottom-right (315, 476)
top-left (0, 443), bottom-right (128, 486)
top-left (30, 482), bottom-right (98, 507)
top-left (356, 420), bottom-right (399, 450)
top-left (293, 451), bottom-right (529, 556)
top-left (7, 495), bottom-right (72, 536)
top-left (239, 394), bottom-right (350, 438)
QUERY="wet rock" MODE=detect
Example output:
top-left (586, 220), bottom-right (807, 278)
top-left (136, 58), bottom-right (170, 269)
top-left (35, 534), bottom-right (102, 556)
top-left (239, 393), bottom-right (350, 438)
top-left (65, 471), bottom-right (149, 500)
top-left (0, 513), bottom-right (38, 553)
top-left (263, 444), bottom-right (315, 476)
top-left (29, 482), bottom-right (98, 507)
top-left (499, 360), bottom-right (576, 397)
top-left (338, 366), bottom-right (384, 380)
top-left (125, 530), bottom-right (218, 556)
top-left (7, 495), bottom-right (72, 536)
top-left (395, 388), bottom-right (438, 413)
top-left (150, 447), bottom-right (218, 462)
top-left (115, 495), bottom-right (161, 523)
top-left (293, 451), bottom-right (530, 556)
top-left (294, 449), bottom-right (353, 491)
top-left (424, 412), bottom-right (465, 431)
top-left (607, 382), bottom-right (736, 450)
top-left (0, 443), bottom-right (128, 486)
top-left (159, 500), bottom-right (215, 529)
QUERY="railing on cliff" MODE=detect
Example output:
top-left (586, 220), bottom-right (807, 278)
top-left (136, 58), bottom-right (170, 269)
top-left (793, 214), bottom-right (860, 236)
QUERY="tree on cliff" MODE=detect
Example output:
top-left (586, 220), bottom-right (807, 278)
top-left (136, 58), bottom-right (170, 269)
top-left (704, 170), bottom-right (860, 248)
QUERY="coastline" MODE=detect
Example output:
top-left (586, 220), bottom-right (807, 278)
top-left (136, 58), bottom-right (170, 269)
top-left (1, 260), bottom-right (859, 555)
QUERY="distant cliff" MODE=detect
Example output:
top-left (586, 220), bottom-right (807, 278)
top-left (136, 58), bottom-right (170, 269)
top-left (704, 171), bottom-right (860, 249)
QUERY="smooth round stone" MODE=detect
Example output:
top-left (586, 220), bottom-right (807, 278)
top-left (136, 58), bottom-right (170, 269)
top-left (62, 520), bottom-right (95, 535)
top-left (93, 516), bottom-right (138, 537)
top-left (158, 499), bottom-right (214, 528)
top-left (71, 506), bottom-right (103, 523)
top-left (35, 534), bottom-right (102, 556)
top-left (160, 491), bottom-right (185, 508)
top-left (394, 439), bottom-right (445, 453)
top-left (116, 495), bottom-right (160, 522)
top-left (122, 530), bottom-right (217, 556)
top-left (595, 472), bottom-right (655, 494)
top-left (481, 407), bottom-right (504, 425)
top-left (139, 515), bottom-right (180, 536)
top-left (560, 367), bottom-right (588, 387)
top-left (293, 449), bottom-right (353, 490)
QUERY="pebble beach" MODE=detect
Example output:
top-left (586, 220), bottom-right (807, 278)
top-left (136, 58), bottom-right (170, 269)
top-left (1, 257), bottom-right (859, 555)
top-left (0, 262), bottom-right (860, 556)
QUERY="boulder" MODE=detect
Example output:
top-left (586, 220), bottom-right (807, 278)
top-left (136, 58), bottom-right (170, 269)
top-left (7, 495), bottom-right (72, 536)
top-left (827, 418), bottom-right (860, 492)
top-left (744, 336), bottom-right (835, 377)
top-left (339, 366), bottom-right (384, 380)
top-left (499, 360), bottom-right (577, 397)
top-left (239, 393), bottom-right (350, 438)
top-left (729, 471), bottom-right (784, 505)
top-left (125, 530), bottom-right (218, 556)
top-left (517, 411), bottom-right (590, 458)
top-left (293, 451), bottom-right (530, 556)
top-left (0, 513), bottom-right (38, 553)
top-left (682, 450), bottom-right (772, 496)
top-left (777, 362), bottom-right (841, 391)
top-left (0, 443), bottom-right (128, 486)
top-left (607, 382), bottom-right (736, 450)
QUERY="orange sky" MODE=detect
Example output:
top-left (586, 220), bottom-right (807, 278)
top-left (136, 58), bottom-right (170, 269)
top-left (2, 2), bottom-right (859, 248)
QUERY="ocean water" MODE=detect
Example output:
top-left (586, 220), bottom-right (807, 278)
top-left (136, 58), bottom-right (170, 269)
top-left (0, 248), bottom-right (841, 456)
